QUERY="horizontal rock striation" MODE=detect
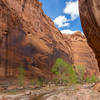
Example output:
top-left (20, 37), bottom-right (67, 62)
top-left (79, 0), bottom-right (100, 70)
top-left (0, 0), bottom-right (99, 78)
top-left (0, 0), bottom-right (72, 78)
top-left (64, 31), bottom-right (99, 76)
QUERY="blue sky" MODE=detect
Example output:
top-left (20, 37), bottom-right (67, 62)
top-left (39, 0), bottom-right (83, 34)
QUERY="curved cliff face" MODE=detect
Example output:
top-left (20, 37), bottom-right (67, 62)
top-left (0, 0), bottom-right (99, 78)
top-left (0, 0), bottom-right (72, 78)
top-left (79, 0), bottom-right (100, 69)
top-left (63, 31), bottom-right (99, 76)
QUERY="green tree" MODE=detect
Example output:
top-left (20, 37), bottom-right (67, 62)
top-left (52, 58), bottom-right (77, 84)
top-left (67, 65), bottom-right (78, 84)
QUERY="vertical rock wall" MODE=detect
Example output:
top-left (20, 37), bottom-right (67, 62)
top-left (79, 0), bottom-right (100, 70)
top-left (0, 0), bottom-right (99, 78)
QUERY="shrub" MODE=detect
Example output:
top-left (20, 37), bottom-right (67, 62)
top-left (52, 58), bottom-right (77, 84)
top-left (66, 65), bottom-right (78, 84)
top-left (85, 75), bottom-right (98, 83)
top-left (36, 77), bottom-right (44, 86)
top-left (18, 65), bottom-right (25, 86)
top-left (52, 58), bottom-right (99, 85)
top-left (75, 64), bottom-right (86, 83)
top-left (30, 77), bottom-right (46, 87)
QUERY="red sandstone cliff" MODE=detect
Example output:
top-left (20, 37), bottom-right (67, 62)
top-left (0, 0), bottom-right (99, 78)
top-left (64, 31), bottom-right (99, 76)
top-left (79, 0), bottom-right (100, 70)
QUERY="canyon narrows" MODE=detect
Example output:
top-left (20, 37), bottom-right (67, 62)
top-left (0, 0), bottom-right (100, 100)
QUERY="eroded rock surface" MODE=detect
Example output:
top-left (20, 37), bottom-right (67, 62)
top-left (79, 0), bottom-right (100, 70)
top-left (1, 85), bottom-right (100, 100)
top-left (0, 0), bottom-right (99, 78)
top-left (65, 31), bottom-right (99, 76)
top-left (0, 0), bottom-right (73, 78)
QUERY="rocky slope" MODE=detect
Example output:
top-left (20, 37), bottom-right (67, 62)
top-left (79, 0), bottom-right (100, 70)
top-left (0, 0), bottom-right (99, 78)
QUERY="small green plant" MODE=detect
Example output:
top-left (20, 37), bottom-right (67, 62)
top-left (31, 80), bottom-right (35, 85)
top-left (36, 77), bottom-right (44, 86)
top-left (86, 75), bottom-right (98, 83)
top-left (18, 65), bottom-right (25, 86)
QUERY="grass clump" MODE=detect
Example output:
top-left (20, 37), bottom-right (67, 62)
top-left (37, 77), bottom-right (44, 86)
top-left (85, 75), bottom-right (98, 83)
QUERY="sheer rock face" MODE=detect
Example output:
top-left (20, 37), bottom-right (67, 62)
top-left (79, 0), bottom-right (100, 70)
top-left (63, 31), bottom-right (99, 76)
top-left (0, 0), bottom-right (99, 78)
top-left (0, 0), bottom-right (72, 78)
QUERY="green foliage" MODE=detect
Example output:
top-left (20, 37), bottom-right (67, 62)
top-left (52, 58), bottom-right (99, 85)
top-left (18, 65), bottom-right (25, 86)
top-left (75, 64), bottom-right (86, 83)
top-left (86, 75), bottom-right (98, 83)
top-left (52, 58), bottom-right (66, 75)
top-left (52, 58), bottom-right (77, 84)
top-left (66, 66), bottom-right (77, 84)
top-left (34, 77), bottom-right (44, 86)
top-left (31, 80), bottom-right (35, 85)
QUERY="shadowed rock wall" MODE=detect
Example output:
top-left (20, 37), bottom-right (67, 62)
top-left (79, 0), bottom-right (100, 70)
top-left (0, 0), bottom-right (99, 78)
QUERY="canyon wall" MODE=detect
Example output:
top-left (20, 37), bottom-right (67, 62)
top-left (0, 0), bottom-right (99, 78)
top-left (65, 31), bottom-right (99, 76)
top-left (79, 0), bottom-right (100, 70)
